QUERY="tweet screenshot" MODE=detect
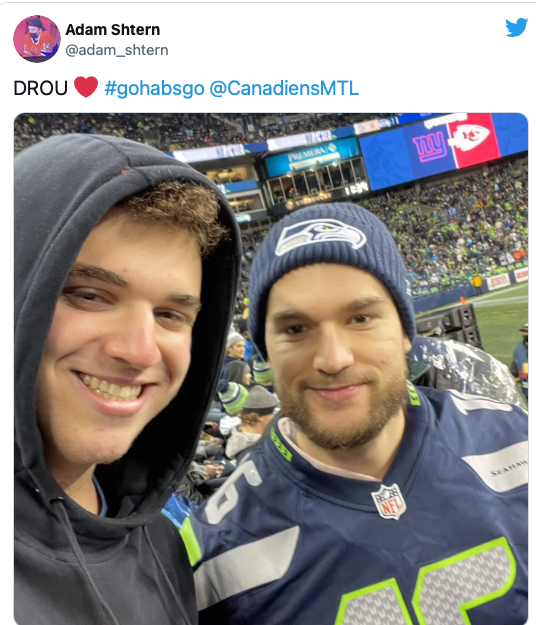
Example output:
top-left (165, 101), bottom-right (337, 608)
top-left (3, 1), bottom-right (533, 624)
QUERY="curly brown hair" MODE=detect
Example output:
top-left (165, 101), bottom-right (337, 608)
top-left (239, 412), bottom-right (262, 427)
top-left (115, 180), bottom-right (228, 257)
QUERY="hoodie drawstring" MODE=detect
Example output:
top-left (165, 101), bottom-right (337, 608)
top-left (51, 498), bottom-right (121, 625)
top-left (143, 525), bottom-right (192, 624)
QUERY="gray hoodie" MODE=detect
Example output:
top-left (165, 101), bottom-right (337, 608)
top-left (14, 134), bottom-right (241, 625)
top-left (225, 428), bottom-right (262, 459)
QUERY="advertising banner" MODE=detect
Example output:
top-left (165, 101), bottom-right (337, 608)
top-left (172, 143), bottom-right (245, 163)
top-left (486, 273), bottom-right (512, 291)
top-left (217, 180), bottom-right (258, 195)
top-left (265, 136), bottom-right (359, 177)
top-left (267, 129), bottom-right (333, 152)
top-left (354, 119), bottom-right (381, 135)
top-left (514, 267), bottom-right (529, 283)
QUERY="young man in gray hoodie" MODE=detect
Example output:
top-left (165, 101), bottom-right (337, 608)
top-left (14, 134), bottom-right (241, 624)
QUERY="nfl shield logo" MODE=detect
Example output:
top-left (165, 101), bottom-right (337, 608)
top-left (371, 483), bottom-right (407, 520)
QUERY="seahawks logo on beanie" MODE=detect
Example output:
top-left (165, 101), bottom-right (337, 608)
top-left (275, 218), bottom-right (367, 257)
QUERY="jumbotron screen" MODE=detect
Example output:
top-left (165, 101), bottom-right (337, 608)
top-left (360, 113), bottom-right (527, 191)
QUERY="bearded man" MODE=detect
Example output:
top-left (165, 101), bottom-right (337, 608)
top-left (188, 203), bottom-right (528, 625)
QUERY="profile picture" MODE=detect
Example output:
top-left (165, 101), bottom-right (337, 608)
top-left (14, 15), bottom-right (61, 62)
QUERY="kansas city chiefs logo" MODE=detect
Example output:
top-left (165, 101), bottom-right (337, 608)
top-left (448, 125), bottom-right (490, 152)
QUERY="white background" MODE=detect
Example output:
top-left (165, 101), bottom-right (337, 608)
top-left (3, 1), bottom-right (533, 622)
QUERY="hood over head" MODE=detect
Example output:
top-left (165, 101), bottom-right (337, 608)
top-left (15, 134), bottom-right (241, 531)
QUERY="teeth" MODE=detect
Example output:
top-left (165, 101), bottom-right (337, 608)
top-left (80, 374), bottom-right (142, 401)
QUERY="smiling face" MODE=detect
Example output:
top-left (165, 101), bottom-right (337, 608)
top-left (265, 264), bottom-right (411, 450)
top-left (36, 209), bottom-right (202, 476)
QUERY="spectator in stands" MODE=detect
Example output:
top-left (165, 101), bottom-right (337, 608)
top-left (163, 460), bottom-right (226, 531)
top-left (225, 386), bottom-right (280, 461)
top-left (217, 381), bottom-right (249, 436)
top-left (237, 318), bottom-right (254, 361)
top-left (175, 461), bottom-right (224, 505)
top-left (252, 358), bottom-right (275, 393)
top-left (224, 331), bottom-right (246, 366)
top-left (225, 360), bottom-right (252, 387)
top-left (511, 323), bottom-right (528, 400)
top-left (14, 134), bottom-right (241, 625)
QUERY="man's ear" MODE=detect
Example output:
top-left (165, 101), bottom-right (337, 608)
top-left (403, 334), bottom-right (412, 354)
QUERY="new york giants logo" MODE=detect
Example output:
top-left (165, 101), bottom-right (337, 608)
top-left (412, 131), bottom-right (448, 163)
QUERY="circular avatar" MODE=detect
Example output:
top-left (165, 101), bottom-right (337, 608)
top-left (14, 15), bottom-right (61, 62)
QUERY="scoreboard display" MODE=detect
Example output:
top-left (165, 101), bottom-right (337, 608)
top-left (360, 113), bottom-right (527, 191)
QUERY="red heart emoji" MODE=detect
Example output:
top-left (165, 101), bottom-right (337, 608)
top-left (74, 76), bottom-right (98, 97)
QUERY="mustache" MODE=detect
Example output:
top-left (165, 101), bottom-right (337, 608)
top-left (301, 373), bottom-right (376, 390)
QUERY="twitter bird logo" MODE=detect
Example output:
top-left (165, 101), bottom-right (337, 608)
top-left (506, 18), bottom-right (528, 37)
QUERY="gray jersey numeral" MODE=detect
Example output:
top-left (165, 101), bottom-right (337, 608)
top-left (205, 459), bottom-right (262, 525)
top-left (335, 538), bottom-right (515, 625)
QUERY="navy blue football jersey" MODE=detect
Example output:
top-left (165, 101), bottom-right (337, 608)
top-left (185, 384), bottom-right (527, 625)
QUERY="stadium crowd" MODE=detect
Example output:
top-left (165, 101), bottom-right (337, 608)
top-left (235, 157), bottom-right (528, 311)
top-left (13, 113), bottom-right (527, 308)
top-left (14, 112), bottom-right (394, 154)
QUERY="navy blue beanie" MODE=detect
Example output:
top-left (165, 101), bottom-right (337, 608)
top-left (248, 202), bottom-right (416, 359)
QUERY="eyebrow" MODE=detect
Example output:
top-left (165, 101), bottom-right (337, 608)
top-left (66, 263), bottom-right (202, 312)
top-left (270, 296), bottom-right (383, 324)
top-left (68, 263), bottom-right (129, 288)
top-left (167, 293), bottom-right (202, 312)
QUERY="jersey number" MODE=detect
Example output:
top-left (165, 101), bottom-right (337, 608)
top-left (203, 456), bottom-right (517, 624)
top-left (335, 537), bottom-right (516, 625)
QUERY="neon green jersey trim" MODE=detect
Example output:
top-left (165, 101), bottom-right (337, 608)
top-left (407, 380), bottom-right (421, 406)
top-left (270, 427), bottom-right (293, 462)
top-left (179, 516), bottom-right (202, 567)
top-left (412, 536), bottom-right (516, 625)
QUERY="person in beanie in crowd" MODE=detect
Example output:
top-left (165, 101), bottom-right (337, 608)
top-left (217, 381), bottom-right (249, 436)
top-left (225, 386), bottom-right (280, 461)
top-left (218, 331), bottom-right (246, 389)
top-left (188, 203), bottom-right (527, 625)
top-left (14, 134), bottom-right (241, 625)
top-left (252, 358), bottom-right (275, 393)
top-left (511, 323), bottom-right (528, 400)
top-left (220, 331), bottom-right (246, 384)
top-left (225, 331), bottom-right (246, 363)
top-left (225, 359), bottom-right (252, 387)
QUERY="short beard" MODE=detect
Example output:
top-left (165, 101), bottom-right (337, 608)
top-left (275, 367), bottom-right (408, 451)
